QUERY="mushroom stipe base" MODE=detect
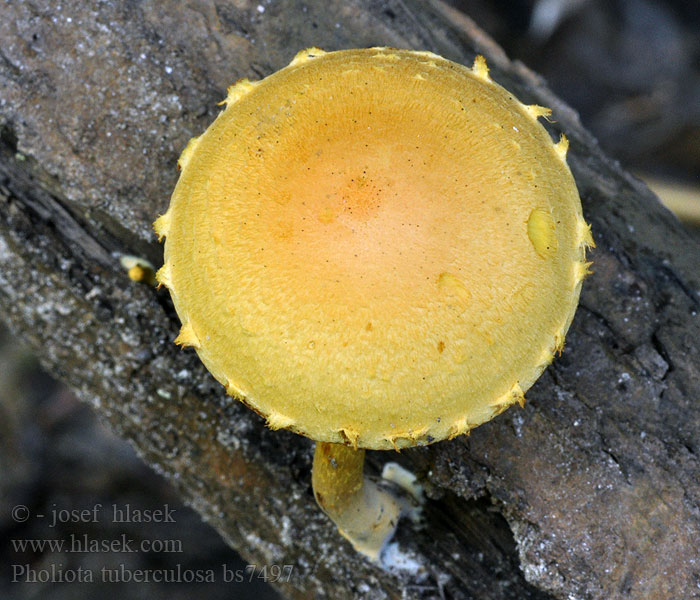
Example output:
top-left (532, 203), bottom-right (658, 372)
top-left (155, 47), bottom-right (593, 562)
top-left (313, 442), bottom-right (420, 562)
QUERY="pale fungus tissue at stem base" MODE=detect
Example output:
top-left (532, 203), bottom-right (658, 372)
top-left (153, 47), bottom-right (594, 564)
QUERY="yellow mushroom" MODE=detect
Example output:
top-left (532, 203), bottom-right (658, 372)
top-left (154, 47), bottom-right (593, 562)
top-left (120, 254), bottom-right (156, 286)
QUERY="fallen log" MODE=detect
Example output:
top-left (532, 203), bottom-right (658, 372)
top-left (0, 1), bottom-right (698, 598)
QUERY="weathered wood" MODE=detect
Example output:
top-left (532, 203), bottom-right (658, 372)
top-left (1, 1), bottom-right (698, 598)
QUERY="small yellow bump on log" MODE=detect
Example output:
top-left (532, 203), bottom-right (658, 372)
top-left (120, 254), bottom-right (156, 286)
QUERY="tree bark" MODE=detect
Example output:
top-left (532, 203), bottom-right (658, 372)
top-left (1, 1), bottom-right (698, 599)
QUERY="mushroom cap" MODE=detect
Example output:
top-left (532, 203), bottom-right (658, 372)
top-left (156, 48), bottom-right (593, 450)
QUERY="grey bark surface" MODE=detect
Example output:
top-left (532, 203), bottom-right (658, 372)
top-left (1, 1), bottom-right (699, 599)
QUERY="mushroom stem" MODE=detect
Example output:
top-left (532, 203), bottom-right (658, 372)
top-left (312, 442), bottom-right (403, 562)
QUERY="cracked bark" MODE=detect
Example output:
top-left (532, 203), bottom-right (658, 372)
top-left (1, 1), bottom-right (699, 599)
